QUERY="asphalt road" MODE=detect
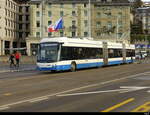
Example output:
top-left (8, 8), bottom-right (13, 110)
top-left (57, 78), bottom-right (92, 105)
top-left (0, 63), bottom-right (150, 112)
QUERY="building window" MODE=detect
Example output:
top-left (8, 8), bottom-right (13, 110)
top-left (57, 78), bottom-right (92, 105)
top-left (11, 2), bottom-right (13, 9)
top-left (6, 0), bottom-right (7, 6)
top-left (84, 32), bottom-right (88, 37)
top-left (26, 32), bottom-right (29, 37)
top-left (5, 29), bottom-right (7, 36)
top-left (36, 4), bottom-right (40, 8)
top-left (26, 24), bottom-right (29, 30)
top-left (84, 20), bottom-right (88, 27)
top-left (48, 3), bottom-right (51, 8)
top-left (11, 31), bottom-right (13, 37)
top-left (19, 6), bottom-right (22, 13)
top-left (97, 32), bottom-right (101, 36)
top-left (8, 20), bottom-right (10, 27)
top-left (84, 10), bottom-right (88, 17)
top-left (36, 11), bottom-right (40, 17)
top-left (48, 32), bottom-right (52, 37)
top-left (60, 31), bottom-right (64, 37)
top-left (13, 5), bottom-right (15, 11)
top-left (48, 21), bottom-right (52, 25)
top-left (8, 30), bottom-right (10, 36)
top-left (72, 32), bottom-right (76, 37)
top-left (60, 3), bottom-right (63, 8)
top-left (6, 19), bottom-right (7, 26)
top-left (5, 9), bottom-right (7, 16)
top-left (96, 22), bottom-right (101, 28)
top-left (26, 6), bottom-right (29, 12)
top-left (11, 12), bottom-right (13, 18)
top-left (72, 3), bottom-right (76, 8)
top-left (19, 24), bottom-right (22, 30)
top-left (97, 12), bottom-right (101, 18)
top-left (14, 13), bottom-right (16, 19)
top-left (118, 12), bottom-right (122, 18)
top-left (72, 11), bottom-right (76, 16)
top-left (118, 33), bottom-right (123, 38)
top-left (14, 22), bottom-right (15, 28)
top-left (48, 11), bottom-right (52, 17)
top-left (14, 31), bottom-right (16, 38)
top-left (72, 20), bottom-right (76, 25)
top-left (118, 21), bottom-right (123, 28)
top-left (8, 11), bottom-right (10, 17)
top-left (36, 32), bottom-right (40, 37)
top-left (60, 11), bottom-right (64, 17)
top-left (26, 15), bottom-right (29, 21)
top-left (19, 32), bottom-right (23, 38)
top-left (101, 0), bottom-right (107, 2)
top-left (19, 15), bottom-right (22, 21)
top-left (9, 1), bottom-right (10, 8)
top-left (36, 21), bottom-right (40, 27)
top-left (107, 21), bottom-right (112, 29)
top-left (11, 21), bottom-right (13, 28)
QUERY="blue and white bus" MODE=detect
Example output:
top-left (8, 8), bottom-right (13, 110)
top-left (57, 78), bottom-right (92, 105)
top-left (37, 37), bottom-right (135, 72)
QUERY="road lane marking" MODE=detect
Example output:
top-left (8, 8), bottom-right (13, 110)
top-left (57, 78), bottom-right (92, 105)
top-left (147, 90), bottom-right (150, 93)
top-left (0, 106), bottom-right (9, 111)
top-left (57, 89), bottom-right (126, 97)
top-left (101, 98), bottom-right (135, 112)
top-left (4, 93), bottom-right (12, 96)
top-left (131, 102), bottom-right (150, 112)
top-left (0, 71), bottom-right (149, 110)
top-left (100, 71), bottom-right (150, 85)
top-left (29, 97), bottom-right (49, 103)
top-left (57, 86), bottom-right (150, 97)
top-left (0, 84), bottom-right (104, 110)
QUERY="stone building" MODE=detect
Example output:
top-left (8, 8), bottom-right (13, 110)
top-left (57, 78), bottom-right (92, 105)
top-left (0, 0), bottom-right (19, 55)
top-left (27, 0), bottom-right (131, 56)
top-left (0, 0), bottom-right (30, 56)
top-left (135, 7), bottom-right (150, 34)
top-left (92, 1), bottom-right (131, 43)
top-left (18, 3), bottom-right (30, 55)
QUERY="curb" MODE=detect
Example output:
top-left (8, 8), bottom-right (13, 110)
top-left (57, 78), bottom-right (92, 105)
top-left (0, 68), bottom-right (36, 73)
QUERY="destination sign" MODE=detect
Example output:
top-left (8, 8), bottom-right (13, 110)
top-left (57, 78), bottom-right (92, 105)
top-left (41, 43), bottom-right (58, 47)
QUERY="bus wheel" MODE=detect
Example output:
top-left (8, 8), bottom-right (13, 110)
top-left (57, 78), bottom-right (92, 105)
top-left (71, 62), bottom-right (76, 72)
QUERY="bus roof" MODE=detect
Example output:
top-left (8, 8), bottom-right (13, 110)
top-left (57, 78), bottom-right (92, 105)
top-left (40, 37), bottom-right (135, 49)
top-left (40, 37), bottom-right (103, 48)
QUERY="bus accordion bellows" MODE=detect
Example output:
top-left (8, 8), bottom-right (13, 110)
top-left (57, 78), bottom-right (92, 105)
top-left (37, 37), bottom-right (135, 72)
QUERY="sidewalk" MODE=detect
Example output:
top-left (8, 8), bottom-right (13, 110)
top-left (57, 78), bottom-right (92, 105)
top-left (0, 64), bottom-right (37, 73)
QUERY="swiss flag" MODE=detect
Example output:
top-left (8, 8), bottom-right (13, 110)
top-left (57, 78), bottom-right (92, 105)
top-left (48, 25), bottom-right (56, 32)
top-left (47, 18), bottom-right (63, 33)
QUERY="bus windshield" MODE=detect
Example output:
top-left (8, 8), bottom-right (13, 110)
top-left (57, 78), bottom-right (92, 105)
top-left (37, 43), bottom-right (59, 63)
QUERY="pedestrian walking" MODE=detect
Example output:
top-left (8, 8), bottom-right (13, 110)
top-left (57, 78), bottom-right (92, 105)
top-left (14, 51), bottom-right (21, 69)
top-left (9, 53), bottom-right (15, 68)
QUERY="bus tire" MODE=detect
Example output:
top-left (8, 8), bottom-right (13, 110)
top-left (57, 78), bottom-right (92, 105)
top-left (71, 62), bottom-right (76, 72)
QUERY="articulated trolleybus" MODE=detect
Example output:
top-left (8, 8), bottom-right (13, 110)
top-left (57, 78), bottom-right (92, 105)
top-left (37, 37), bottom-right (135, 72)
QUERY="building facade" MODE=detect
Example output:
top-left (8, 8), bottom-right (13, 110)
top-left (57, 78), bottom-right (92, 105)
top-left (27, 0), bottom-right (131, 56)
top-left (92, 2), bottom-right (131, 43)
top-left (0, 0), bottom-right (19, 55)
top-left (135, 7), bottom-right (150, 34)
top-left (0, 0), bottom-right (30, 56)
top-left (18, 3), bottom-right (30, 55)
